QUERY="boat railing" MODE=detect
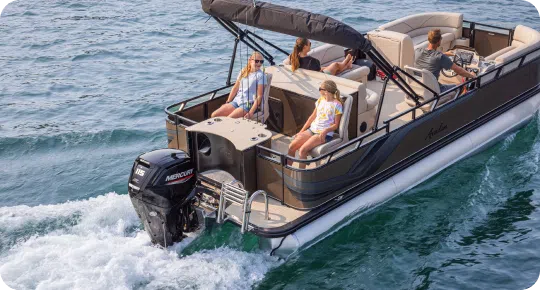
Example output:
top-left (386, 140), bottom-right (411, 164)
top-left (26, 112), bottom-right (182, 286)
top-left (253, 45), bottom-right (540, 205)
top-left (275, 43), bottom-right (540, 166)
top-left (165, 83), bottom-right (234, 123)
top-left (384, 45), bottom-right (540, 127)
top-left (168, 44), bottom-right (539, 149)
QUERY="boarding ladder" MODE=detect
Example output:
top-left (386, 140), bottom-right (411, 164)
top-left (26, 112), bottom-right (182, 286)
top-left (217, 182), bottom-right (269, 234)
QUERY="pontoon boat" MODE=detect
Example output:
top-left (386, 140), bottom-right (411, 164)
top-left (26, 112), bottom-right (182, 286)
top-left (127, 0), bottom-right (540, 257)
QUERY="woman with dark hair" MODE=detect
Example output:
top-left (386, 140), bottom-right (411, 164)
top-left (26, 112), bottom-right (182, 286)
top-left (289, 38), bottom-right (354, 75)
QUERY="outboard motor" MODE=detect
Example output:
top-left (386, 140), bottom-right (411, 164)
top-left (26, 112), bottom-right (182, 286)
top-left (128, 149), bottom-right (199, 247)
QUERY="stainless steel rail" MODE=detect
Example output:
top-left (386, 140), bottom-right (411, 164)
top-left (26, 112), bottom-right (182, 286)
top-left (217, 183), bottom-right (269, 234)
top-left (242, 190), bottom-right (269, 234)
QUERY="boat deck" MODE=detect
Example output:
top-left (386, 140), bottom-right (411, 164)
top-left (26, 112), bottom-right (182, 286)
top-left (225, 194), bottom-right (307, 228)
top-left (366, 80), bottom-right (424, 129)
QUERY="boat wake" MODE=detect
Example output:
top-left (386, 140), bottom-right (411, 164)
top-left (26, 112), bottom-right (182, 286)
top-left (0, 193), bottom-right (280, 290)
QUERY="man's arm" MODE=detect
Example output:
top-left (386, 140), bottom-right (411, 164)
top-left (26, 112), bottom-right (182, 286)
top-left (451, 63), bottom-right (476, 79)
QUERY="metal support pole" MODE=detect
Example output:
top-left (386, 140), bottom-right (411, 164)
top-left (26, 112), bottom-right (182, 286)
top-left (373, 78), bottom-right (388, 131)
top-left (367, 50), bottom-right (421, 104)
top-left (227, 39), bottom-right (239, 86)
top-left (223, 20), bottom-right (274, 62)
top-left (246, 30), bottom-right (289, 56)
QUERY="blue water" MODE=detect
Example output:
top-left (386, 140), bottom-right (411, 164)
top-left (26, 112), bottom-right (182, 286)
top-left (1, 0), bottom-right (539, 289)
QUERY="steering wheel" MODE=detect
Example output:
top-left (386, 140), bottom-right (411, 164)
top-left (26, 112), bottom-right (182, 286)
top-left (441, 53), bottom-right (464, 78)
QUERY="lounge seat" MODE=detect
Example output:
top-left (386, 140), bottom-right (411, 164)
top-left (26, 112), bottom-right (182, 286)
top-left (367, 12), bottom-right (463, 70)
top-left (485, 25), bottom-right (540, 64)
top-left (378, 12), bottom-right (463, 52)
top-left (284, 68), bottom-right (380, 137)
top-left (265, 65), bottom-right (380, 161)
top-left (367, 30), bottom-right (415, 69)
top-left (251, 73), bottom-right (273, 123)
top-left (269, 94), bottom-right (354, 163)
top-left (283, 44), bottom-right (370, 83)
top-left (310, 94), bottom-right (353, 158)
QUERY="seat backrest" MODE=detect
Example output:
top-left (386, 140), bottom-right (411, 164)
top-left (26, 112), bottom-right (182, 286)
top-left (338, 94), bottom-right (353, 141)
top-left (251, 73), bottom-right (273, 123)
top-left (404, 65), bottom-right (440, 103)
top-left (512, 25), bottom-right (540, 47)
top-left (492, 25), bottom-right (540, 64)
top-left (282, 44), bottom-right (345, 66)
top-left (307, 44), bottom-right (344, 65)
top-left (367, 30), bottom-right (415, 69)
top-left (379, 12), bottom-right (463, 40)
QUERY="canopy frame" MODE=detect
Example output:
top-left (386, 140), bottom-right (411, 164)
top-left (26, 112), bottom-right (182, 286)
top-left (203, 0), bottom-right (422, 104)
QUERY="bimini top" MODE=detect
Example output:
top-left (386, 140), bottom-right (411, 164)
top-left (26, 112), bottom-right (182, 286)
top-left (201, 0), bottom-right (372, 52)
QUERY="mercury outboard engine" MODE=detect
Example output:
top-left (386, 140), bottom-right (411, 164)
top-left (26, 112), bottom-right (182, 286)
top-left (128, 149), bottom-right (199, 247)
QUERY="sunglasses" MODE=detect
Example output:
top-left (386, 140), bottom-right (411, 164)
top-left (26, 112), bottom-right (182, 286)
top-left (318, 88), bottom-right (327, 92)
top-left (253, 59), bottom-right (264, 64)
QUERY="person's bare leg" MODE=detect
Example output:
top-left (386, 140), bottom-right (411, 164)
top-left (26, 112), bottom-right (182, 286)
top-left (227, 107), bottom-right (248, 118)
top-left (287, 130), bottom-right (312, 165)
top-left (297, 135), bottom-right (324, 169)
top-left (321, 55), bottom-right (354, 76)
top-left (212, 104), bottom-right (236, 118)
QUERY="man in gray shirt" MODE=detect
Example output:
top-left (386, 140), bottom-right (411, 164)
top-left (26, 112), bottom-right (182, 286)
top-left (415, 29), bottom-right (476, 92)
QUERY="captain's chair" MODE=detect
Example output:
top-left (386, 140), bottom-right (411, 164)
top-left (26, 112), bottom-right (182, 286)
top-left (404, 66), bottom-right (457, 111)
top-left (310, 94), bottom-right (353, 158)
top-left (250, 73), bottom-right (273, 123)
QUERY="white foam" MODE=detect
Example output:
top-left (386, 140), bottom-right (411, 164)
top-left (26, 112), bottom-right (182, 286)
top-left (0, 193), bottom-right (280, 290)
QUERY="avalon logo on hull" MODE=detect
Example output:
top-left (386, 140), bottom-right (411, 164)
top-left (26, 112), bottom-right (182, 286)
top-left (425, 122), bottom-right (448, 141)
top-left (165, 169), bottom-right (194, 185)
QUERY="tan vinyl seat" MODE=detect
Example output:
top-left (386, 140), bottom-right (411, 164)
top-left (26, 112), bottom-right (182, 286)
top-left (283, 44), bottom-right (370, 83)
top-left (251, 73), bottom-right (273, 123)
top-left (287, 69), bottom-right (380, 136)
top-left (378, 12), bottom-right (463, 52)
top-left (368, 12), bottom-right (463, 69)
top-left (404, 65), bottom-right (457, 111)
top-left (310, 94), bottom-right (353, 158)
top-left (485, 25), bottom-right (540, 64)
top-left (367, 30), bottom-right (415, 69)
top-left (265, 65), bottom-right (380, 161)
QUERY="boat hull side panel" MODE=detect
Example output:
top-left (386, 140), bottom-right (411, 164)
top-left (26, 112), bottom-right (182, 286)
top-left (276, 57), bottom-right (540, 210)
top-left (268, 92), bottom-right (540, 257)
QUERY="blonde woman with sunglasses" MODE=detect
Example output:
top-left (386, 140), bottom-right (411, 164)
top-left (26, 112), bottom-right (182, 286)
top-left (212, 51), bottom-right (267, 119)
top-left (288, 80), bottom-right (343, 168)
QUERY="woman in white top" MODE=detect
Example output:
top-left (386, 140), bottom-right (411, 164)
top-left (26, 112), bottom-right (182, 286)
top-left (288, 80), bottom-right (343, 168)
top-left (212, 51), bottom-right (267, 119)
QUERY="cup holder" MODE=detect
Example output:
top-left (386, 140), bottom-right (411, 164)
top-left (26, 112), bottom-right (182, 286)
top-left (250, 137), bottom-right (258, 141)
top-left (258, 133), bottom-right (266, 138)
top-left (206, 121), bottom-right (214, 125)
top-left (214, 118), bottom-right (222, 122)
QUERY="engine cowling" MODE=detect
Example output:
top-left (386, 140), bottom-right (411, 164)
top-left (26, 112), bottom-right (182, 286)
top-left (128, 149), bottom-right (199, 247)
